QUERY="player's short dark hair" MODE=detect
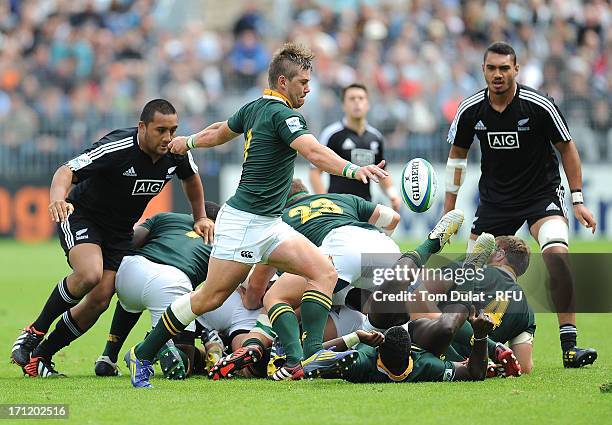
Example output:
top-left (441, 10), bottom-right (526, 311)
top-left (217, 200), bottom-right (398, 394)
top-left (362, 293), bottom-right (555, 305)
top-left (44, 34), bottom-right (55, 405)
top-left (341, 83), bottom-right (368, 101)
top-left (484, 41), bottom-right (517, 65)
top-left (268, 43), bottom-right (314, 89)
top-left (205, 201), bottom-right (221, 222)
top-left (140, 99), bottom-right (177, 124)
top-left (495, 235), bottom-right (530, 276)
top-left (378, 326), bottom-right (412, 376)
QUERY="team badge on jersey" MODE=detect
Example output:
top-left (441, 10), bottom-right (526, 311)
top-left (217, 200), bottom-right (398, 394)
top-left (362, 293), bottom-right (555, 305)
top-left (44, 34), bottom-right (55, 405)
top-left (285, 117), bottom-right (303, 133)
top-left (132, 179), bottom-right (165, 195)
top-left (67, 153), bottom-right (93, 171)
top-left (517, 118), bottom-right (530, 131)
top-left (487, 132), bottom-right (520, 149)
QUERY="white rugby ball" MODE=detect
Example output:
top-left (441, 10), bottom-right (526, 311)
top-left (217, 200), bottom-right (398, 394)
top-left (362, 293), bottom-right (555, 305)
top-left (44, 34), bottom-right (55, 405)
top-left (401, 158), bottom-right (438, 213)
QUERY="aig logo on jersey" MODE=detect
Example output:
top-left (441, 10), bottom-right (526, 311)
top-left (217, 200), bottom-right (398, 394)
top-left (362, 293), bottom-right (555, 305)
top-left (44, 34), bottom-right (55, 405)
top-left (132, 179), bottom-right (165, 195)
top-left (487, 132), bottom-right (520, 149)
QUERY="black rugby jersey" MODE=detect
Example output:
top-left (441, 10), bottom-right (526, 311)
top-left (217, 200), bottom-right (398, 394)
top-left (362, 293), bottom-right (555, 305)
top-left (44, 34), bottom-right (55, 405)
top-left (313, 119), bottom-right (385, 201)
top-left (447, 84), bottom-right (572, 207)
top-left (66, 127), bottom-right (198, 234)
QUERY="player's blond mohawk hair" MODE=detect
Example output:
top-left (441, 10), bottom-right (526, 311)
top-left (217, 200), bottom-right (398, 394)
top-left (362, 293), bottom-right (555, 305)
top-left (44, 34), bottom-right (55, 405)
top-left (268, 42), bottom-right (315, 88)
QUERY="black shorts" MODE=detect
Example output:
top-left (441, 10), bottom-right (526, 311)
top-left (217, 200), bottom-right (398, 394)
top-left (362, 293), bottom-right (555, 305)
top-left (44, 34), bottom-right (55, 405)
top-left (472, 186), bottom-right (568, 237)
top-left (56, 212), bottom-right (132, 271)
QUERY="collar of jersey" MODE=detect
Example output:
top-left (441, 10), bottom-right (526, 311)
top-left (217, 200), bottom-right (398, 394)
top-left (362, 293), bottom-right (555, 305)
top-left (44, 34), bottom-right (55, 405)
top-left (493, 264), bottom-right (517, 282)
top-left (263, 89), bottom-right (293, 108)
top-left (376, 353), bottom-right (413, 382)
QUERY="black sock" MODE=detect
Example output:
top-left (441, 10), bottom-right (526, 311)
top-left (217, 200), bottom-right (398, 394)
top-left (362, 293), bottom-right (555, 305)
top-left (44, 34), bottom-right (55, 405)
top-left (101, 302), bottom-right (142, 363)
top-left (560, 324), bottom-right (577, 352)
top-left (32, 277), bottom-right (81, 333)
top-left (33, 310), bottom-right (84, 359)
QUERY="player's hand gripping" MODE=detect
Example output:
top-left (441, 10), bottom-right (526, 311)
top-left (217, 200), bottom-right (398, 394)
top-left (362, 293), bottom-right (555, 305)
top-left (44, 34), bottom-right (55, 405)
top-left (469, 307), bottom-right (495, 339)
top-left (193, 217), bottom-right (215, 244)
top-left (354, 160), bottom-right (389, 184)
top-left (168, 136), bottom-right (189, 155)
top-left (573, 204), bottom-right (597, 234)
top-left (48, 199), bottom-right (74, 223)
top-left (356, 330), bottom-right (385, 347)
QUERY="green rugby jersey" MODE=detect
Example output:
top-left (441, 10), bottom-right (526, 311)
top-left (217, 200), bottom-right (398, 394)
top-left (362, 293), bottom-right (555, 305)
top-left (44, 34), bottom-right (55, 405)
top-left (135, 212), bottom-right (212, 287)
top-left (446, 265), bottom-right (536, 357)
top-left (476, 266), bottom-right (536, 344)
top-left (226, 90), bottom-right (310, 217)
top-left (344, 343), bottom-right (456, 383)
top-left (282, 193), bottom-right (379, 246)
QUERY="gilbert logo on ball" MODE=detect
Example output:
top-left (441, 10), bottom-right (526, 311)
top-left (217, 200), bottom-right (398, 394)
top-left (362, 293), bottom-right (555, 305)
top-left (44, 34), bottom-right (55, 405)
top-left (401, 158), bottom-right (438, 212)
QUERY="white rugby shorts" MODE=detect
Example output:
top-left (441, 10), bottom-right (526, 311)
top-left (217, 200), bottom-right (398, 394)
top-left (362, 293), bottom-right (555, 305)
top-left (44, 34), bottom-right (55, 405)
top-left (211, 203), bottom-right (300, 264)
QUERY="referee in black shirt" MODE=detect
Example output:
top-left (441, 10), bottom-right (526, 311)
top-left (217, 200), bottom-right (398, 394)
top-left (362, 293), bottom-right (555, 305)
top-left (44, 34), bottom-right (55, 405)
top-left (12, 99), bottom-right (214, 377)
top-left (310, 83), bottom-right (401, 211)
top-left (444, 42), bottom-right (597, 368)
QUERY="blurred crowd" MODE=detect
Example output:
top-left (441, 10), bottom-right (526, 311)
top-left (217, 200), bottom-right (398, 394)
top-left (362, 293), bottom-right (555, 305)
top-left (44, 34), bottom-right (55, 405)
top-left (1, 0), bottom-right (611, 176)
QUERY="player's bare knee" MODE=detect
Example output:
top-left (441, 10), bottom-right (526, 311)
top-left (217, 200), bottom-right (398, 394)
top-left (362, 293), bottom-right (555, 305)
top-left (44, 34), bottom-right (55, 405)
top-left (317, 263), bottom-right (338, 290)
top-left (71, 269), bottom-right (103, 293)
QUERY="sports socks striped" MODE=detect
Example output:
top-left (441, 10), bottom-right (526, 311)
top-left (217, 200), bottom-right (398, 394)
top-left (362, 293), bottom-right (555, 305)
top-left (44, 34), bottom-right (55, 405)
top-left (32, 277), bottom-right (81, 333)
top-left (300, 290), bottom-right (332, 358)
top-left (268, 303), bottom-right (302, 366)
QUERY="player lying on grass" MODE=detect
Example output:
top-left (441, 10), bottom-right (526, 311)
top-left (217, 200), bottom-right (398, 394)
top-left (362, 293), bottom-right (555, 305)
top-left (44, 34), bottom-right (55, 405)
top-left (207, 207), bottom-right (464, 380)
top-left (425, 236), bottom-right (536, 374)
top-left (364, 232), bottom-right (523, 377)
top-left (326, 306), bottom-right (495, 383)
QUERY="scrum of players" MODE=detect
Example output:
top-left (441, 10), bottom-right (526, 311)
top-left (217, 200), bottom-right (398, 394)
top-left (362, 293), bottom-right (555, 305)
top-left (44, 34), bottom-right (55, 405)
top-left (106, 180), bottom-right (530, 383)
top-left (25, 178), bottom-right (534, 383)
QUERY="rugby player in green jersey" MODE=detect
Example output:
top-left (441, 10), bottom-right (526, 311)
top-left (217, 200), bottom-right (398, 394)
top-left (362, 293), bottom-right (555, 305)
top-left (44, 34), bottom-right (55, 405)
top-left (326, 306), bottom-right (495, 383)
top-left (126, 43), bottom-right (388, 387)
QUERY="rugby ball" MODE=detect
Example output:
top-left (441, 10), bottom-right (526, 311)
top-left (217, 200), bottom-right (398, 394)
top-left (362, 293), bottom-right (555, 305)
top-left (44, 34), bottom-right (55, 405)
top-left (401, 158), bottom-right (438, 213)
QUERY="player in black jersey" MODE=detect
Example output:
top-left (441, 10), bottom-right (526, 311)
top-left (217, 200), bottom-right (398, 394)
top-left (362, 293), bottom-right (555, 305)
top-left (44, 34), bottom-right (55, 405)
top-left (11, 99), bottom-right (212, 377)
top-left (444, 42), bottom-right (597, 368)
top-left (309, 83), bottom-right (401, 211)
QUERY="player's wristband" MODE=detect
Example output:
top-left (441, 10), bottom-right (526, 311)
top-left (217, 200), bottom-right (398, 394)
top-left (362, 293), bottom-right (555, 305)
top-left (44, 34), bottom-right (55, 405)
top-left (342, 332), bottom-right (360, 349)
top-left (473, 335), bottom-right (488, 342)
top-left (186, 135), bottom-right (196, 150)
top-left (571, 190), bottom-right (584, 205)
top-left (342, 162), bottom-right (360, 179)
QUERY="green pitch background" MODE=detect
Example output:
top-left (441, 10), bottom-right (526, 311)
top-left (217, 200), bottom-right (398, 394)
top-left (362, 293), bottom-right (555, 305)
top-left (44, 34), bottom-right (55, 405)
top-left (0, 239), bottom-right (610, 425)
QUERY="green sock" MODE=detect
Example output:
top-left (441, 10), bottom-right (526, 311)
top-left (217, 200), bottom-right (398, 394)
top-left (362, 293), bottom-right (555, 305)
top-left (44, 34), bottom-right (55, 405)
top-left (415, 237), bottom-right (441, 264)
top-left (268, 303), bottom-right (303, 365)
top-left (242, 337), bottom-right (266, 351)
top-left (135, 307), bottom-right (186, 361)
top-left (300, 290), bottom-right (332, 358)
top-left (102, 301), bottom-right (142, 363)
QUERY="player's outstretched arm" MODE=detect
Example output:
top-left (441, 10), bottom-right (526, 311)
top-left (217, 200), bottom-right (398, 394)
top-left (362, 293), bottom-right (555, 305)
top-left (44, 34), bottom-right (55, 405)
top-left (444, 145), bottom-right (469, 214)
top-left (453, 308), bottom-right (494, 381)
top-left (380, 175), bottom-right (402, 212)
top-left (291, 134), bottom-right (388, 184)
top-left (555, 140), bottom-right (597, 233)
top-left (169, 121), bottom-right (240, 155)
top-left (323, 330), bottom-right (384, 351)
top-left (49, 165), bottom-right (75, 223)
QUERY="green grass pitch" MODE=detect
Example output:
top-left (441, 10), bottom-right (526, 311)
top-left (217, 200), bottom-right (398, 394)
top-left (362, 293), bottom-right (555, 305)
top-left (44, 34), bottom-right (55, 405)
top-left (0, 239), bottom-right (610, 425)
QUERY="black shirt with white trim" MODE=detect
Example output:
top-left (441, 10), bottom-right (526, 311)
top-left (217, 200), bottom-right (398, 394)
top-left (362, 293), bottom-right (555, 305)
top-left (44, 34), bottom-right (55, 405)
top-left (314, 119), bottom-right (385, 201)
top-left (447, 84), bottom-right (572, 207)
top-left (66, 127), bottom-right (198, 234)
